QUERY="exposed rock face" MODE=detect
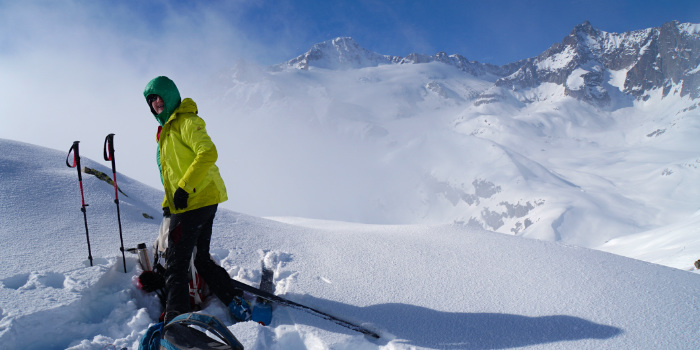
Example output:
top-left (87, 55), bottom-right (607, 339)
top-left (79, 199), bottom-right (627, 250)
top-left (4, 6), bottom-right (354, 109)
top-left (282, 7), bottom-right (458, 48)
top-left (280, 37), bottom-right (520, 78)
top-left (494, 21), bottom-right (700, 104)
top-left (281, 21), bottom-right (700, 105)
top-left (626, 21), bottom-right (700, 99)
top-left (283, 37), bottom-right (394, 70)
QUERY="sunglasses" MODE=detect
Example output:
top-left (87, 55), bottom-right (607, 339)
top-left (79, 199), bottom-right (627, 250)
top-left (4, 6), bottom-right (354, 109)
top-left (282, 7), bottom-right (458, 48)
top-left (146, 94), bottom-right (161, 104)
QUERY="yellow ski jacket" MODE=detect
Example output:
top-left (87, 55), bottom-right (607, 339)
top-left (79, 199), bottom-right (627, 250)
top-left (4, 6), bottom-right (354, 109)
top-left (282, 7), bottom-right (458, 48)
top-left (157, 98), bottom-right (228, 213)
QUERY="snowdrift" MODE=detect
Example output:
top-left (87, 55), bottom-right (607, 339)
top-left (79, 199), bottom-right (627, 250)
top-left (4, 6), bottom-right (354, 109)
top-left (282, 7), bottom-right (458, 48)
top-left (1, 139), bottom-right (699, 349)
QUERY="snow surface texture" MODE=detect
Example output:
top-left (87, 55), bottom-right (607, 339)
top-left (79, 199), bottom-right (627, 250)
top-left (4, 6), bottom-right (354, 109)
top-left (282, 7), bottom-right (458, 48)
top-left (1, 139), bottom-right (699, 349)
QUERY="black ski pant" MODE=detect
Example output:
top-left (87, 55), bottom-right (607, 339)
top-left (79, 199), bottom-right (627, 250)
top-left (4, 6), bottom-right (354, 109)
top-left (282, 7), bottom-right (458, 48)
top-left (163, 204), bottom-right (241, 323)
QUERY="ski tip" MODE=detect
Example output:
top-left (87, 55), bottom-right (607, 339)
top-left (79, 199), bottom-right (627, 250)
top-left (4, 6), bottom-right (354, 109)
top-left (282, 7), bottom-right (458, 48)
top-left (367, 331), bottom-right (381, 339)
top-left (358, 326), bottom-right (381, 339)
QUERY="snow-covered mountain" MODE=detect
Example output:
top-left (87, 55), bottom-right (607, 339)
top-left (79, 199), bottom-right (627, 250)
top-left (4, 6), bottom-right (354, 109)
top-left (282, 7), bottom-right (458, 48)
top-left (206, 21), bottom-right (700, 271)
top-left (279, 21), bottom-right (700, 105)
top-left (280, 37), bottom-right (397, 70)
top-left (494, 20), bottom-right (700, 105)
top-left (276, 37), bottom-right (513, 79)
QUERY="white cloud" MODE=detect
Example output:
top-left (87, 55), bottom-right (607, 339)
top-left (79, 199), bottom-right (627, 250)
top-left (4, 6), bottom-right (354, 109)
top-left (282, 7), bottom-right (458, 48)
top-left (0, 1), bottom-right (280, 192)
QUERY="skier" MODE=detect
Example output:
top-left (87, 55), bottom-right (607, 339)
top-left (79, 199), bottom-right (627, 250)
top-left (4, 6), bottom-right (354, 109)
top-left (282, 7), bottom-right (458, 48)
top-left (143, 76), bottom-right (251, 324)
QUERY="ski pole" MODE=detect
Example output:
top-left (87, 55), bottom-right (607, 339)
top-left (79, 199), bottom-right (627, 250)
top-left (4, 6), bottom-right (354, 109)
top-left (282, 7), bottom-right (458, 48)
top-left (65, 141), bottom-right (94, 267)
top-left (103, 133), bottom-right (127, 273)
top-left (229, 278), bottom-right (381, 338)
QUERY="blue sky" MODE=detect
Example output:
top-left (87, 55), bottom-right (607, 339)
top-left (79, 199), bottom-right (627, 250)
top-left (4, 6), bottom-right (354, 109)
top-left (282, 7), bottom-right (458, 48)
top-left (136, 0), bottom-right (700, 66)
top-left (231, 0), bottom-right (700, 65)
top-left (1, 1), bottom-right (697, 73)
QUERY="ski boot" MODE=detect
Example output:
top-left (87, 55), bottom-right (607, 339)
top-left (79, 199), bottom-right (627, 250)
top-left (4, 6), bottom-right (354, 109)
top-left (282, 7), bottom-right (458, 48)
top-left (228, 296), bottom-right (252, 322)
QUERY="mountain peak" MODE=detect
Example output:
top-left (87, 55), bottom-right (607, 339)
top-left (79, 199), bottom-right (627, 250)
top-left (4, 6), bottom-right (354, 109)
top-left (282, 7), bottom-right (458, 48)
top-left (328, 36), bottom-right (359, 48)
top-left (282, 37), bottom-right (393, 70)
top-left (568, 20), bottom-right (601, 44)
top-left (574, 20), bottom-right (594, 32)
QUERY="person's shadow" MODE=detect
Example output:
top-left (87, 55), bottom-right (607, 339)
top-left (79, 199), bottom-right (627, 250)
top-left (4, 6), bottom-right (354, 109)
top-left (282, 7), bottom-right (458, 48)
top-left (278, 294), bottom-right (623, 349)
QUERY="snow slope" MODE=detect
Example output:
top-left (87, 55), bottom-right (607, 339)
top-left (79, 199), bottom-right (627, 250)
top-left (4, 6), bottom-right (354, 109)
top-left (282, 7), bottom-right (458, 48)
top-left (204, 58), bottom-right (700, 272)
top-left (1, 139), bottom-right (699, 349)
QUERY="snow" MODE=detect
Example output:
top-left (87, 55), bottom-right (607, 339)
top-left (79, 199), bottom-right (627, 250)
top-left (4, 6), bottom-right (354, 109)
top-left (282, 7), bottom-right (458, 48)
top-left (566, 68), bottom-right (588, 91)
top-left (608, 68), bottom-right (629, 90)
top-left (284, 37), bottom-right (394, 70)
top-left (638, 39), bottom-right (653, 56)
top-left (680, 23), bottom-right (700, 36)
top-left (688, 63), bottom-right (700, 75)
top-left (599, 209), bottom-right (700, 269)
top-left (535, 47), bottom-right (575, 71)
top-left (1, 133), bottom-right (700, 350)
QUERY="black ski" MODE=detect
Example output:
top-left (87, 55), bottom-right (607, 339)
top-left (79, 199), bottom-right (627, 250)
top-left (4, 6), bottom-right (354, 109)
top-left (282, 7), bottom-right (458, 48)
top-left (251, 260), bottom-right (274, 325)
top-left (230, 278), bottom-right (380, 339)
top-left (259, 262), bottom-right (274, 294)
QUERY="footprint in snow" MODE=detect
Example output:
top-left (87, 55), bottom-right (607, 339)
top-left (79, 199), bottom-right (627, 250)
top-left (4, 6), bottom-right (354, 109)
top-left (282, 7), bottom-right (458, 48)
top-left (259, 250), bottom-right (293, 270)
top-left (258, 250), bottom-right (297, 294)
top-left (1, 272), bottom-right (66, 290)
top-left (1, 273), bottom-right (30, 290)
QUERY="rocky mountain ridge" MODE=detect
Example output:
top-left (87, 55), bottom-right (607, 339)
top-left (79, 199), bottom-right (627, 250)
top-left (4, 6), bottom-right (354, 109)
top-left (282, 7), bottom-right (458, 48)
top-left (279, 21), bottom-right (700, 106)
top-left (279, 36), bottom-right (520, 79)
top-left (496, 20), bottom-right (700, 104)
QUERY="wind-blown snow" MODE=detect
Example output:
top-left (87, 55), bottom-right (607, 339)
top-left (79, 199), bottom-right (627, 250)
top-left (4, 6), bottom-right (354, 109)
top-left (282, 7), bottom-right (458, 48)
top-left (1, 139), bottom-right (699, 349)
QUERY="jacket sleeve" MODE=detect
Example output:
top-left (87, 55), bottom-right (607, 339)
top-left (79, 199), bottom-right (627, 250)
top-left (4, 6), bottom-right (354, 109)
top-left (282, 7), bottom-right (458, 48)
top-left (177, 116), bottom-right (217, 193)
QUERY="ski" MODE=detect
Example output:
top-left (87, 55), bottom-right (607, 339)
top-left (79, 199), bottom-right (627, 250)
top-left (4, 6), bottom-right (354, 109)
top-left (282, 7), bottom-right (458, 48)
top-left (258, 262), bottom-right (275, 294)
top-left (250, 260), bottom-right (274, 325)
top-left (230, 278), bottom-right (380, 339)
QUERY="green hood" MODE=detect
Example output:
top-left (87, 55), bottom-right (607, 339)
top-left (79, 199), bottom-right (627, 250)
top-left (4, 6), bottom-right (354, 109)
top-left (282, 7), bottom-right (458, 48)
top-left (143, 76), bottom-right (182, 126)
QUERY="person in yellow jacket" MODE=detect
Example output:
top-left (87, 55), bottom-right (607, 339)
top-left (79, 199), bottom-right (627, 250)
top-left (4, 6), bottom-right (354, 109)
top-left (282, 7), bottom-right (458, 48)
top-left (143, 76), bottom-right (250, 325)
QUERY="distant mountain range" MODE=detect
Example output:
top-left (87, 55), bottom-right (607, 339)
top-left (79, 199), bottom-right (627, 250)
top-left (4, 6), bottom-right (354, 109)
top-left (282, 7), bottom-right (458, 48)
top-left (214, 20), bottom-right (700, 253)
top-left (278, 21), bottom-right (700, 106)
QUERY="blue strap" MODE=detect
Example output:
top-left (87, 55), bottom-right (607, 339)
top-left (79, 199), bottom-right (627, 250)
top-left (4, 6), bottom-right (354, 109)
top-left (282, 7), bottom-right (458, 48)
top-left (138, 322), bottom-right (163, 350)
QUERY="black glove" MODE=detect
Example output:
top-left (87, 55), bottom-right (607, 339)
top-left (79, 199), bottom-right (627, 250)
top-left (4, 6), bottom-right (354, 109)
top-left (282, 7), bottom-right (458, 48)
top-left (138, 270), bottom-right (165, 292)
top-left (163, 207), bottom-right (171, 218)
top-left (174, 187), bottom-right (189, 210)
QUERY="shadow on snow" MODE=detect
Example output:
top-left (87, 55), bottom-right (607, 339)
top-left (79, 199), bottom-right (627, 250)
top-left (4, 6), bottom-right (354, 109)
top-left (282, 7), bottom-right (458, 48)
top-left (279, 294), bottom-right (623, 349)
top-left (0, 268), bottom-right (623, 350)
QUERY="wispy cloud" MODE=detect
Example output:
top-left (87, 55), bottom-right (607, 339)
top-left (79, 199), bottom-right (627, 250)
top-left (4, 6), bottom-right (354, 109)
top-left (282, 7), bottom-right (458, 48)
top-left (0, 1), bottom-right (288, 190)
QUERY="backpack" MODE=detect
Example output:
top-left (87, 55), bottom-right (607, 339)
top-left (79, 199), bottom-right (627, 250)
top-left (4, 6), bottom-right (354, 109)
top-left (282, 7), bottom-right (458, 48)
top-left (139, 313), bottom-right (244, 350)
